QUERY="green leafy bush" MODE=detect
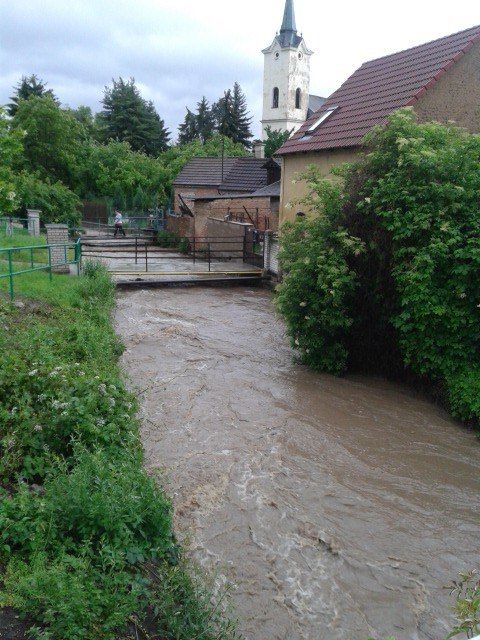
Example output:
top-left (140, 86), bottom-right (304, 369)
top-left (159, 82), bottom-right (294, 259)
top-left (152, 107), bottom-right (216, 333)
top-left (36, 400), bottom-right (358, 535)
top-left (14, 171), bottom-right (81, 227)
top-left (157, 229), bottom-right (181, 248)
top-left (276, 179), bottom-right (363, 374)
top-left (0, 263), bottom-right (237, 639)
top-left (448, 570), bottom-right (480, 638)
top-left (277, 109), bottom-right (480, 426)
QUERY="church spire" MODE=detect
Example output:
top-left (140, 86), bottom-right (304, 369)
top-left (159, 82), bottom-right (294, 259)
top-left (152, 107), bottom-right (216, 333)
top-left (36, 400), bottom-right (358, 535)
top-left (280, 0), bottom-right (297, 35)
top-left (278, 0), bottom-right (300, 48)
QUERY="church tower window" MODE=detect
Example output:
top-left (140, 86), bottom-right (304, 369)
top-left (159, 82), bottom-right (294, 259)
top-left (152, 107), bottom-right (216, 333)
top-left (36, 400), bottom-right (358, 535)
top-left (272, 87), bottom-right (279, 109)
top-left (295, 88), bottom-right (301, 109)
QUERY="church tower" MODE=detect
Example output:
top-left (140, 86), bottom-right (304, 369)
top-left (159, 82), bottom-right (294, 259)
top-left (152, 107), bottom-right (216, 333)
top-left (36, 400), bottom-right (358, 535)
top-left (261, 0), bottom-right (313, 140)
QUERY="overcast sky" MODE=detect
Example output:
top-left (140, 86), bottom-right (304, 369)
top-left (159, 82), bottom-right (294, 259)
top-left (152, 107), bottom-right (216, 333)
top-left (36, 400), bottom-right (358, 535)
top-left (1, 0), bottom-right (479, 140)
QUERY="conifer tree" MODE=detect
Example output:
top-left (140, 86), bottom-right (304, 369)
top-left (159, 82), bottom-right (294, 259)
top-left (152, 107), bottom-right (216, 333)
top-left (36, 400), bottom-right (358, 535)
top-left (196, 97), bottom-right (215, 143)
top-left (214, 84), bottom-right (253, 148)
top-left (214, 90), bottom-right (237, 141)
top-left (8, 74), bottom-right (58, 116)
top-left (231, 82), bottom-right (253, 148)
top-left (178, 108), bottom-right (199, 144)
top-left (99, 78), bottom-right (170, 156)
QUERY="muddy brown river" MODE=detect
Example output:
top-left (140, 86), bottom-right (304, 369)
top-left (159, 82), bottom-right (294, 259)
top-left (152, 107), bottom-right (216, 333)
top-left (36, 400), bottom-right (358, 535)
top-left (116, 287), bottom-right (480, 640)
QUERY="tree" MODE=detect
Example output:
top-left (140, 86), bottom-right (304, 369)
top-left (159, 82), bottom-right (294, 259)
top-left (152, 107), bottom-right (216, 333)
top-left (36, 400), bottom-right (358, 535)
top-left (196, 97), bottom-right (215, 143)
top-left (214, 90), bottom-right (237, 141)
top-left (8, 74), bottom-right (58, 117)
top-left (12, 96), bottom-right (84, 189)
top-left (0, 108), bottom-right (24, 214)
top-left (99, 78), bottom-right (170, 156)
top-left (214, 84), bottom-right (253, 148)
top-left (231, 82), bottom-right (253, 148)
top-left (178, 108), bottom-right (199, 144)
top-left (264, 126), bottom-right (292, 157)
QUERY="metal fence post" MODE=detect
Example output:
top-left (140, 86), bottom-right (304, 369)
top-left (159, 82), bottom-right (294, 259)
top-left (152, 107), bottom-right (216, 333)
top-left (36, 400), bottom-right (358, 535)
top-left (135, 237), bottom-right (138, 265)
top-left (208, 243), bottom-right (211, 272)
top-left (8, 249), bottom-right (14, 300)
top-left (193, 237), bottom-right (196, 264)
top-left (145, 243), bottom-right (148, 273)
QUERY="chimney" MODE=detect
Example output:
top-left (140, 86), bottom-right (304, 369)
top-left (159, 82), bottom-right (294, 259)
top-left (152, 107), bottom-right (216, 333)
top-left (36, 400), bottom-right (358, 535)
top-left (253, 140), bottom-right (265, 159)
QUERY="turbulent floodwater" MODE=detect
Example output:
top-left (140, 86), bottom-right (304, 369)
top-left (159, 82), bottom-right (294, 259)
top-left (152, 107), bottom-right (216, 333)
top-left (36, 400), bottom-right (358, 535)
top-left (115, 287), bottom-right (480, 640)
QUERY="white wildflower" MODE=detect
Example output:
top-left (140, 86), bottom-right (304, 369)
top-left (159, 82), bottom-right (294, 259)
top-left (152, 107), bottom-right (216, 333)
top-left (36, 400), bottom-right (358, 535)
top-left (34, 425), bottom-right (43, 432)
top-left (98, 383), bottom-right (107, 395)
top-left (294, 338), bottom-right (300, 346)
top-left (28, 369), bottom-right (38, 376)
top-left (108, 397), bottom-right (116, 407)
top-left (299, 302), bottom-right (307, 308)
top-left (7, 191), bottom-right (16, 201)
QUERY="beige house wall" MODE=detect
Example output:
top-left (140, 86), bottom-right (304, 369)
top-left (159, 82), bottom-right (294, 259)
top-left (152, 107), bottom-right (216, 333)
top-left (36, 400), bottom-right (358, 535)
top-left (413, 40), bottom-right (480, 132)
top-left (280, 149), bottom-right (358, 225)
top-left (280, 42), bottom-right (480, 227)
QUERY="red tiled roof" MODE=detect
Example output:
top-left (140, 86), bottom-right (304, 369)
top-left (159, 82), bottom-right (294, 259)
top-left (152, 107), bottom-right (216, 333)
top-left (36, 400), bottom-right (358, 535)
top-left (279, 25), bottom-right (480, 155)
top-left (173, 157), bottom-right (268, 192)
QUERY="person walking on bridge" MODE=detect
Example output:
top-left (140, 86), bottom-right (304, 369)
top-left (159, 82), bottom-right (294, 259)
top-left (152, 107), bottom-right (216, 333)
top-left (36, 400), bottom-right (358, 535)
top-left (114, 210), bottom-right (126, 238)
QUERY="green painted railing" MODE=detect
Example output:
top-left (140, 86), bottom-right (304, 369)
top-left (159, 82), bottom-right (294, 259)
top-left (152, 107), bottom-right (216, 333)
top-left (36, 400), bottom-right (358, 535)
top-left (0, 239), bottom-right (82, 300)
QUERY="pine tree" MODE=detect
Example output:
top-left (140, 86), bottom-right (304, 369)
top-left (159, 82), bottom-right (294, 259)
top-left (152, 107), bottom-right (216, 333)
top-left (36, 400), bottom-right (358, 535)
top-left (231, 82), bottom-right (253, 148)
top-left (8, 74), bottom-right (58, 116)
top-left (196, 97), bottom-right (215, 143)
top-left (100, 78), bottom-right (170, 156)
top-left (214, 84), bottom-right (253, 148)
top-left (178, 108), bottom-right (199, 144)
top-left (214, 90), bottom-right (237, 141)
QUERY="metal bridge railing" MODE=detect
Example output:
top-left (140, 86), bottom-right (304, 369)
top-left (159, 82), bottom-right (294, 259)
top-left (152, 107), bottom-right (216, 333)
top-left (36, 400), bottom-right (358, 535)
top-left (0, 239), bottom-right (82, 300)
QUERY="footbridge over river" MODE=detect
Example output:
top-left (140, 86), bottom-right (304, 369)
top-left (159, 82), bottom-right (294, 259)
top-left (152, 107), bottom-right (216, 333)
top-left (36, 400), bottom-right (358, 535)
top-left (81, 232), bottom-right (267, 288)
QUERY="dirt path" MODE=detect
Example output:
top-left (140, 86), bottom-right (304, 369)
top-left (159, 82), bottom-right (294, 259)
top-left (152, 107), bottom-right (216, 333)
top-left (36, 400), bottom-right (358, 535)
top-left (116, 287), bottom-right (480, 640)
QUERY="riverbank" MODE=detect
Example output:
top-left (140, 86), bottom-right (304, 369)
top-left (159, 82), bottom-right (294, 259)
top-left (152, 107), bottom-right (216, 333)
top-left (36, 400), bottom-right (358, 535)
top-left (0, 266), bottom-right (237, 640)
top-left (116, 286), bottom-right (480, 640)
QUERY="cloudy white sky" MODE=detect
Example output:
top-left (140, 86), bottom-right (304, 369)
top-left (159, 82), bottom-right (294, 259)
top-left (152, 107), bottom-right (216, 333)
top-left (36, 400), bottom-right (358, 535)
top-left (1, 0), bottom-right (479, 139)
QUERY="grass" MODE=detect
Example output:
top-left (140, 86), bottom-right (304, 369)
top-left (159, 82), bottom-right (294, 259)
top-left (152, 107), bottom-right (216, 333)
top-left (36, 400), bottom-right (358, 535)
top-left (0, 229), bottom-right (47, 249)
top-left (0, 232), bottom-right (77, 297)
top-left (0, 263), bottom-right (239, 640)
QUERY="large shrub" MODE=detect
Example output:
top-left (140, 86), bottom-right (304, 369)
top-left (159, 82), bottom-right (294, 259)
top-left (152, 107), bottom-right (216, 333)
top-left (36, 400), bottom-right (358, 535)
top-left (0, 264), bottom-right (237, 640)
top-left (277, 109), bottom-right (480, 425)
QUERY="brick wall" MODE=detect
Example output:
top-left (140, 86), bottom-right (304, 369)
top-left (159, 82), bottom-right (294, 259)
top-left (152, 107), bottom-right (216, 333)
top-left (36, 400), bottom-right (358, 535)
top-left (165, 214), bottom-right (194, 238)
top-left (45, 224), bottom-right (70, 273)
top-left (173, 186), bottom-right (220, 213)
top-left (193, 196), bottom-right (278, 238)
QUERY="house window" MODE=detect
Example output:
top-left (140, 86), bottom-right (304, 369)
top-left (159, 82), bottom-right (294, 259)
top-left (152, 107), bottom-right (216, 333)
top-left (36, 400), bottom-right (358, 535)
top-left (295, 88), bottom-right (301, 109)
top-left (303, 106), bottom-right (338, 136)
top-left (272, 87), bottom-right (279, 109)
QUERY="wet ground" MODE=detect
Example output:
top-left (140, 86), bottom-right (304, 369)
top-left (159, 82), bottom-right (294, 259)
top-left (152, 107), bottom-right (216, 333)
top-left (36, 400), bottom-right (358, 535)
top-left (115, 287), bottom-right (480, 640)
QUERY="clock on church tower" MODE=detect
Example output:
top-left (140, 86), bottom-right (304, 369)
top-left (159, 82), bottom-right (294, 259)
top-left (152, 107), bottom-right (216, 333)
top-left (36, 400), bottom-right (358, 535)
top-left (261, 0), bottom-right (323, 140)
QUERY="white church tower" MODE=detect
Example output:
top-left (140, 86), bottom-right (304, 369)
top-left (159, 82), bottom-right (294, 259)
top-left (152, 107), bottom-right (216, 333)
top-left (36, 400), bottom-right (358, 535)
top-left (261, 0), bottom-right (314, 140)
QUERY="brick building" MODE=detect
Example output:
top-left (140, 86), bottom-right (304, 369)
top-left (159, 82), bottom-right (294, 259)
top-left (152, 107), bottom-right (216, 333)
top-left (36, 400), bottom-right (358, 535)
top-left (170, 156), bottom-right (281, 238)
top-left (278, 25), bottom-right (480, 224)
